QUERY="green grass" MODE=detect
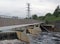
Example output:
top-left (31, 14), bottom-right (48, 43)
top-left (45, 16), bottom-right (60, 22)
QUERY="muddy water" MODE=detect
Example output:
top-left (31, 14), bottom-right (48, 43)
top-left (28, 32), bottom-right (60, 44)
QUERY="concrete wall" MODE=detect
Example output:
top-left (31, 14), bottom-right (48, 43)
top-left (27, 24), bottom-right (42, 35)
top-left (16, 32), bottom-right (30, 44)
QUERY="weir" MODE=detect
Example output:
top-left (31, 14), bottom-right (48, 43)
top-left (40, 23), bottom-right (50, 32)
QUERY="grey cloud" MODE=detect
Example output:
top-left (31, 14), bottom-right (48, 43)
top-left (0, 0), bottom-right (60, 18)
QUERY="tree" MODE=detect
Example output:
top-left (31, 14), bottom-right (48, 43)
top-left (45, 13), bottom-right (52, 17)
top-left (38, 16), bottom-right (44, 20)
top-left (32, 14), bottom-right (38, 19)
top-left (53, 5), bottom-right (60, 17)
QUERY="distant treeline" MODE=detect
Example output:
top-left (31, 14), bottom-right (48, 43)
top-left (27, 5), bottom-right (60, 22)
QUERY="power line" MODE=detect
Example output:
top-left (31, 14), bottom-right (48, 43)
top-left (27, 3), bottom-right (30, 19)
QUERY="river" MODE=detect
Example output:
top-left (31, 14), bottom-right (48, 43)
top-left (0, 32), bottom-right (60, 44)
top-left (27, 32), bottom-right (60, 44)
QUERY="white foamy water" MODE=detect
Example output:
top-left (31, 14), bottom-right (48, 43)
top-left (27, 32), bottom-right (60, 44)
top-left (0, 39), bottom-right (26, 44)
top-left (0, 32), bottom-right (60, 44)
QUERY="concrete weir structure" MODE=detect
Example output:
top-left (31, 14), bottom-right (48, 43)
top-left (0, 17), bottom-right (43, 44)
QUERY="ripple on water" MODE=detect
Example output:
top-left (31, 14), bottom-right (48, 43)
top-left (28, 32), bottom-right (60, 44)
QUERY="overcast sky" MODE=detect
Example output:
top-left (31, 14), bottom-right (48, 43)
top-left (0, 0), bottom-right (60, 18)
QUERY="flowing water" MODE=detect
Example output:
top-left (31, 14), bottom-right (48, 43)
top-left (28, 32), bottom-right (60, 44)
top-left (0, 32), bottom-right (60, 44)
top-left (0, 39), bottom-right (26, 44)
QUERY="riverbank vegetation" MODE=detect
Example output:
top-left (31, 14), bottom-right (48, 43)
top-left (31, 5), bottom-right (60, 22)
